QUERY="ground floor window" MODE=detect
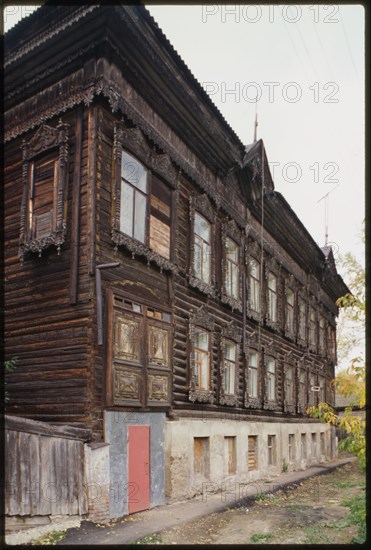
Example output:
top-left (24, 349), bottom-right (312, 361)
top-left (194, 437), bottom-right (210, 478)
top-left (224, 436), bottom-right (237, 474)
top-left (247, 435), bottom-right (258, 470)
top-left (311, 433), bottom-right (317, 456)
top-left (320, 432), bottom-right (326, 454)
top-left (288, 434), bottom-right (295, 462)
top-left (301, 433), bottom-right (307, 459)
top-left (267, 434), bottom-right (276, 465)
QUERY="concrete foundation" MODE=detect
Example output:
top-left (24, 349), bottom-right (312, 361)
top-left (165, 418), bottom-right (333, 501)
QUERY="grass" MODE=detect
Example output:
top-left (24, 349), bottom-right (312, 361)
top-left (332, 480), bottom-right (359, 489)
top-left (341, 493), bottom-right (366, 544)
top-left (31, 530), bottom-right (66, 545)
top-left (130, 533), bottom-right (163, 545)
top-left (254, 492), bottom-right (270, 501)
top-left (304, 526), bottom-right (331, 544)
top-left (250, 533), bottom-right (272, 543)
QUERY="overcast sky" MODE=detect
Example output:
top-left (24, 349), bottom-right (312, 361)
top-left (4, 4), bottom-right (365, 273)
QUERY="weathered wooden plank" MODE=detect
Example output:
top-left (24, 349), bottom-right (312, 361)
top-left (5, 415), bottom-right (92, 441)
top-left (70, 107), bottom-right (83, 304)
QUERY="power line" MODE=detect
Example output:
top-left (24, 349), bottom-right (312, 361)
top-left (288, 6), bottom-right (320, 81)
top-left (311, 19), bottom-right (335, 81)
top-left (338, 7), bottom-right (359, 79)
top-left (282, 16), bottom-right (311, 82)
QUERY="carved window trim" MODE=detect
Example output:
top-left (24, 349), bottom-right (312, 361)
top-left (297, 291), bottom-right (308, 347)
top-left (19, 121), bottom-right (69, 259)
top-left (262, 341), bottom-right (280, 411)
top-left (107, 291), bottom-right (172, 408)
top-left (219, 322), bottom-right (241, 407)
top-left (221, 218), bottom-right (243, 312)
top-left (244, 343), bottom-right (262, 409)
top-left (283, 359), bottom-right (296, 414)
top-left (284, 274), bottom-right (297, 341)
top-left (246, 240), bottom-right (263, 323)
top-left (308, 367), bottom-right (318, 408)
top-left (308, 303), bottom-right (318, 354)
top-left (111, 121), bottom-right (179, 273)
top-left (189, 306), bottom-right (215, 403)
top-left (264, 257), bottom-right (282, 332)
top-left (296, 360), bottom-right (308, 414)
top-left (189, 194), bottom-right (216, 297)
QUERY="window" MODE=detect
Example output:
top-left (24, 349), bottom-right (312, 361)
top-left (248, 435), bottom-right (258, 470)
top-left (328, 326), bottom-right (336, 361)
top-left (225, 238), bottom-right (239, 299)
top-left (301, 433), bottom-right (307, 459)
top-left (311, 433), bottom-right (317, 457)
top-left (267, 356), bottom-right (276, 401)
top-left (224, 436), bottom-right (237, 474)
top-left (309, 373), bottom-right (317, 406)
top-left (309, 307), bottom-right (317, 347)
top-left (285, 365), bottom-right (294, 404)
top-left (20, 122), bottom-right (69, 259)
top-left (298, 369), bottom-right (307, 408)
top-left (267, 434), bottom-right (276, 466)
top-left (268, 272), bottom-right (277, 322)
top-left (319, 316), bottom-right (325, 352)
top-left (194, 437), bottom-right (210, 477)
top-left (249, 259), bottom-right (261, 313)
top-left (109, 296), bottom-right (171, 406)
top-left (150, 175), bottom-right (171, 259)
top-left (223, 340), bottom-right (237, 395)
top-left (286, 289), bottom-right (294, 332)
top-left (194, 213), bottom-right (211, 284)
top-left (299, 299), bottom-right (306, 340)
top-left (319, 376), bottom-right (325, 403)
top-left (320, 432), bottom-right (326, 455)
top-left (194, 328), bottom-right (211, 390)
top-left (248, 351), bottom-right (259, 398)
top-left (120, 150), bottom-right (148, 243)
top-left (288, 434), bottom-right (295, 462)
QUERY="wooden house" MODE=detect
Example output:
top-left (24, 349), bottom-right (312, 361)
top-left (4, 5), bottom-right (349, 520)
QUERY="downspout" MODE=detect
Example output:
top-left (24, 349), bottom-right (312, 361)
top-left (96, 263), bottom-right (120, 345)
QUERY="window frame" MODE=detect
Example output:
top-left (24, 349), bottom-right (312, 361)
top-left (189, 194), bottom-right (216, 296)
top-left (245, 345), bottom-right (261, 409)
top-left (221, 218), bottom-right (243, 311)
top-left (263, 343), bottom-right (279, 411)
top-left (19, 121), bottom-right (70, 259)
top-left (267, 271), bottom-right (278, 323)
top-left (298, 297), bottom-right (307, 345)
top-left (111, 122), bottom-right (178, 273)
top-left (297, 365), bottom-right (308, 414)
top-left (267, 434), bottom-right (277, 466)
top-left (219, 323), bottom-right (241, 407)
top-left (247, 256), bottom-right (262, 319)
top-left (309, 305), bottom-right (318, 351)
top-left (284, 362), bottom-right (296, 414)
top-left (189, 305), bottom-right (215, 403)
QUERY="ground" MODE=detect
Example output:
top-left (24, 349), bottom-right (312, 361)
top-left (134, 461), bottom-right (365, 545)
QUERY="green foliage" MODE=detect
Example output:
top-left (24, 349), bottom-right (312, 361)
top-left (282, 459), bottom-right (289, 473)
top-left (250, 533), bottom-right (272, 543)
top-left (254, 492), bottom-right (270, 501)
top-left (341, 493), bottom-right (366, 544)
top-left (32, 530), bottom-right (66, 545)
top-left (130, 534), bottom-right (163, 545)
top-left (304, 526), bottom-right (331, 544)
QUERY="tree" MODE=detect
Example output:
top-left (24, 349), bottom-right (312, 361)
top-left (307, 237), bottom-right (365, 469)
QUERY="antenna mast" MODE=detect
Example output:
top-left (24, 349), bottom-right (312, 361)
top-left (316, 183), bottom-right (340, 246)
top-left (253, 99), bottom-right (258, 142)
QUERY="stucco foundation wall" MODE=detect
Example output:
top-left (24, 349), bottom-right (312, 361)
top-left (104, 411), bottom-right (166, 518)
top-left (165, 418), bottom-right (333, 501)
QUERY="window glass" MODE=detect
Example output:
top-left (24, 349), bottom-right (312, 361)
top-left (122, 150), bottom-right (147, 192)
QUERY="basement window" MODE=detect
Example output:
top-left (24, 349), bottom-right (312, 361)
top-left (194, 437), bottom-right (210, 478)
top-left (267, 434), bottom-right (276, 466)
top-left (224, 436), bottom-right (237, 474)
top-left (248, 435), bottom-right (258, 470)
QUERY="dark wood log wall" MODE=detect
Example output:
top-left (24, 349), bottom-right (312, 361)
top-left (5, 108), bottom-right (94, 429)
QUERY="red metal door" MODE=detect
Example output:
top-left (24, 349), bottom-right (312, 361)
top-left (128, 425), bottom-right (150, 514)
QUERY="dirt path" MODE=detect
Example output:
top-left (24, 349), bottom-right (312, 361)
top-left (151, 461), bottom-right (365, 545)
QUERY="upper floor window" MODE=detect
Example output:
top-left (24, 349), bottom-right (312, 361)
top-left (298, 369), bottom-right (307, 408)
top-left (285, 364), bottom-right (295, 404)
top-left (223, 339), bottom-right (237, 395)
top-left (268, 272), bottom-right (277, 322)
top-left (249, 259), bottom-right (261, 313)
top-left (319, 376), bottom-right (325, 402)
top-left (309, 307), bottom-right (317, 347)
top-left (319, 316), bottom-right (326, 352)
top-left (299, 299), bottom-right (306, 340)
top-left (150, 175), bottom-right (172, 259)
top-left (267, 356), bottom-right (276, 401)
top-left (120, 150), bottom-right (148, 243)
top-left (19, 121), bottom-right (69, 259)
top-left (194, 328), bottom-right (211, 390)
top-left (194, 213), bottom-right (211, 284)
top-left (248, 351), bottom-right (259, 398)
top-left (309, 372), bottom-right (317, 406)
top-left (286, 289), bottom-right (295, 332)
top-left (225, 238), bottom-right (239, 300)
top-left (328, 325), bottom-right (336, 361)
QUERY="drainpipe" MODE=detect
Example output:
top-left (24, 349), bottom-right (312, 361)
top-left (96, 263), bottom-right (120, 345)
